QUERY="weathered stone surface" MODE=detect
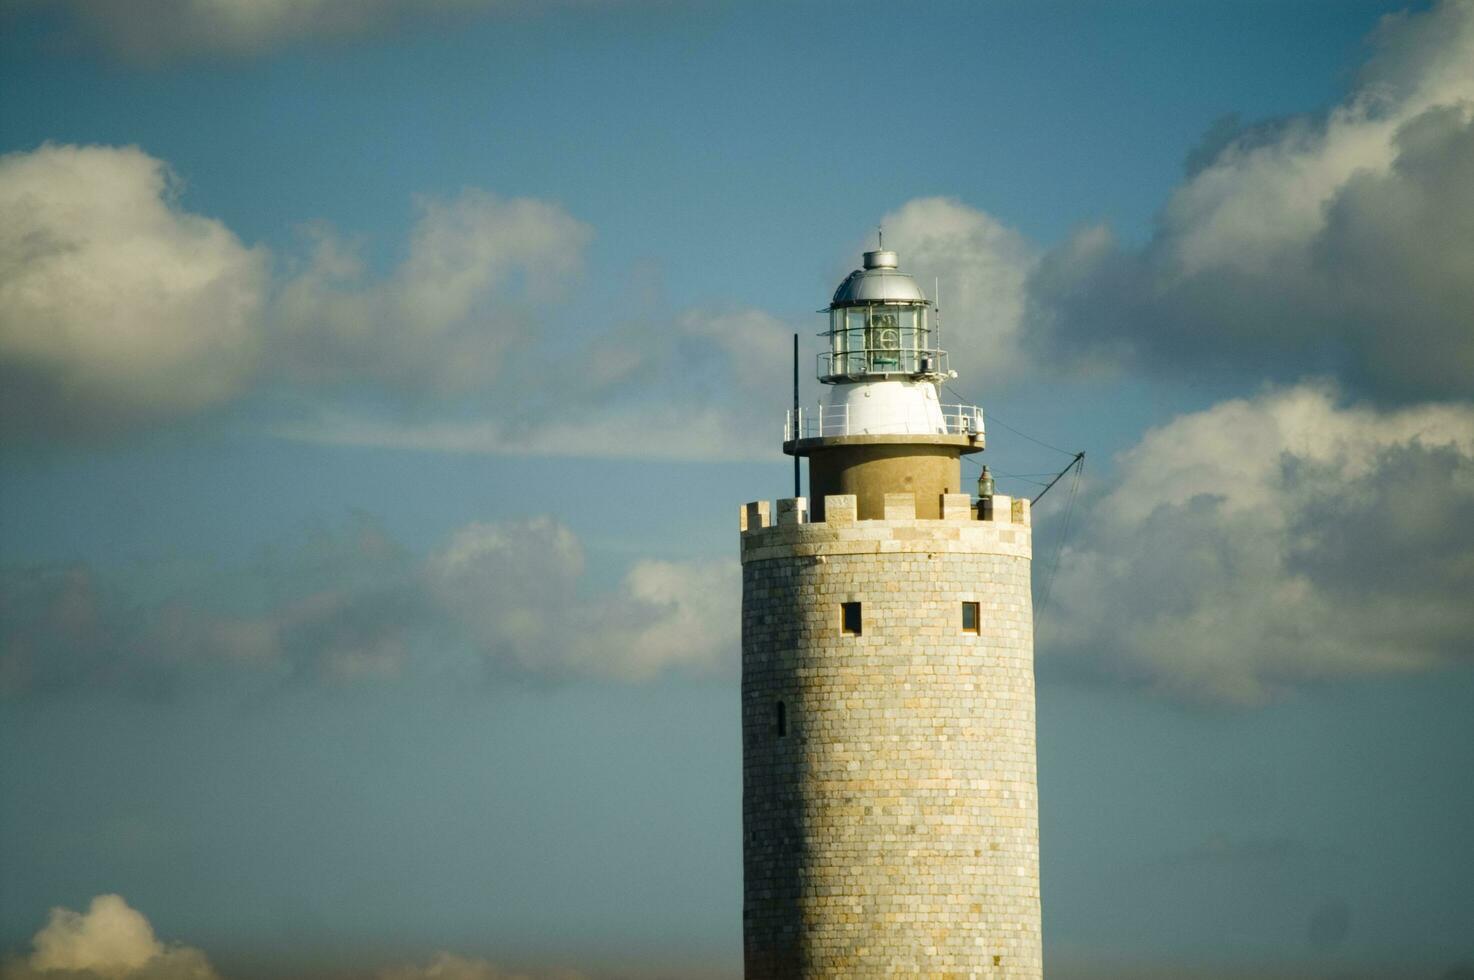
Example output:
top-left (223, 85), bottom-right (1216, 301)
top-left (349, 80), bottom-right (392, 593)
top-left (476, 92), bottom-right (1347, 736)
top-left (883, 492), bottom-right (918, 521)
top-left (740, 506), bottom-right (1041, 979)
top-left (941, 493), bottom-right (974, 522)
top-left (745, 499), bottom-right (772, 531)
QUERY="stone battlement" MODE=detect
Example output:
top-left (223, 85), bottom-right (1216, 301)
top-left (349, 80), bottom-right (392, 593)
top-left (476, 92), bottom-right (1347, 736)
top-left (739, 493), bottom-right (1031, 564)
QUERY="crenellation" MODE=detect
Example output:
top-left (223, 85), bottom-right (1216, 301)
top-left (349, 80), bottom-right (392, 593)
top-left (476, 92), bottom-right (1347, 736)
top-left (883, 492), bottom-right (917, 520)
top-left (777, 497), bottom-right (809, 526)
top-left (743, 499), bottom-right (772, 531)
top-left (982, 493), bottom-right (1013, 524)
top-left (940, 493), bottom-right (973, 521)
top-left (825, 494), bottom-right (858, 524)
top-left (744, 494), bottom-right (1029, 540)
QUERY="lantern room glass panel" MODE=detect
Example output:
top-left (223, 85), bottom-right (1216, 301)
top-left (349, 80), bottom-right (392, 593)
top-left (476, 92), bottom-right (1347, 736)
top-left (867, 308), bottom-right (901, 372)
top-left (823, 301), bottom-right (936, 379)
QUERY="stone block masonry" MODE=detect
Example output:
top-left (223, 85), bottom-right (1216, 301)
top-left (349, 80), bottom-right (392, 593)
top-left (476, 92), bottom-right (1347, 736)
top-left (740, 493), bottom-right (1041, 979)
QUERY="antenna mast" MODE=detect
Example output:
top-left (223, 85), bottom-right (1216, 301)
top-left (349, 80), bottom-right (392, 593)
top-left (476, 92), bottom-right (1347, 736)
top-left (935, 277), bottom-right (941, 353)
top-left (793, 333), bottom-right (801, 498)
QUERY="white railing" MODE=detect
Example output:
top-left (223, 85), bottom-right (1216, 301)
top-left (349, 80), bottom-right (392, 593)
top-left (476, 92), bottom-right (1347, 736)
top-left (817, 347), bottom-right (950, 382)
top-left (785, 403), bottom-right (984, 440)
top-left (941, 403), bottom-right (986, 436)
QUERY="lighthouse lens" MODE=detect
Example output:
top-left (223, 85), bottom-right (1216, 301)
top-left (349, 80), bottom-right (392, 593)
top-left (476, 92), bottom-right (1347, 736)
top-left (823, 303), bottom-right (935, 380)
top-left (871, 312), bottom-right (899, 347)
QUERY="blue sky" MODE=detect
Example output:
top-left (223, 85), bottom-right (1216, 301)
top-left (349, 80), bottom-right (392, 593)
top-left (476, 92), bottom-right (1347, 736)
top-left (2, 2), bottom-right (1473, 978)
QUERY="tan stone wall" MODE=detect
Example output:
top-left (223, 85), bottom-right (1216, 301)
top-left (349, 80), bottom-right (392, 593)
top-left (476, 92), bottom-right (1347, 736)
top-left (807, 443), bottom-right (965, 520)
top-left (740, 494), bottom-right (1041, 979)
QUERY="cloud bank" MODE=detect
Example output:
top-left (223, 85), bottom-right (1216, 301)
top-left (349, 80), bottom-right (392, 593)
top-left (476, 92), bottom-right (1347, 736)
top-left (274, 191), bottom-right (590, 395)
top-left (0, 142), bottom-right (787, 458)
top-left (276, 305), bottom-right (794, 461)
top-left (2, 894), bottom-right (221, 980)
top-left (6, 2), bottom-right (1473, 449)
top-left (877, 197), bottom-right (1036, 391)
top-left (425, 518), bottom-right (737, 681)
top-left (1, 894), bottom-right (585, 980)
top-left (1044, 383), bottom-right (1474, 704)
top-left (0, 144), bottom-right (267, 440)
top-left (0, 515), bottom-right (738, 698)
top-left (828, 1), bottom-right (1474, 404)
top-left (1026, 0), bottom-right (1474, 402)
top-left (0, 143), bottom-right (592, 445)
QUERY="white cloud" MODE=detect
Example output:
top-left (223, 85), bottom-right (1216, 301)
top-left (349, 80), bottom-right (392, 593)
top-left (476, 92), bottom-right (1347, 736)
top-left (675, 308), bottom-right (795, 392)
top-left (270, 305), bottom-right (792, 462)
top-left (3, 898), bottom-right (583, 980)
top-left (424, 517), bottom-right (586, 675)
top-left (3, 515), bottom-right (736, 697)
top-left (878, 197), bottom-right (1037, 390)
top-left (1045, 383), bottom-right (1474, 705)
top-left (1028, 0), bottom-right (1474, 401)
top-left (425, 518), bottom-right (738, 681)
top-left (616, 558), bottom-right (740, 675)
top-left (0, 145), bottom-right (1006, 458)
top-left (0, 143), bottom-right (591, 443)
top-left (0, 515), bottom-right (425, 695)
top-left (3, 894), bottom-right (221, 980)
top-left (0, 144), bottom-right (268, 441)
top-left (273, 190), bottom-right (591, 395)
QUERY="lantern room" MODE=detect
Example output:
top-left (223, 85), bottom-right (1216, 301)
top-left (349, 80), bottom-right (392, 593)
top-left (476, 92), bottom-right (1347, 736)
top-left (819, 248), bottom-right (948, 383)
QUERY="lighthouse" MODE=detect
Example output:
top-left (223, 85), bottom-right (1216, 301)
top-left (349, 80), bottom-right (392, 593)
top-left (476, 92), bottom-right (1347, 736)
top-left (740, 248), bottom-right (1042, 977)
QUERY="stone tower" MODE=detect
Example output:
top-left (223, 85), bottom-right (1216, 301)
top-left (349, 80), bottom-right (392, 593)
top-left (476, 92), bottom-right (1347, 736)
top-left (740, 248), bottom-right (1042, 977)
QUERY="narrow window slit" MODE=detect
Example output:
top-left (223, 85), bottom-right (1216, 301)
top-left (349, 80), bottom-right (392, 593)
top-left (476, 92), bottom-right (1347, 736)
top-left (775, 700), bottom-right (787, 737)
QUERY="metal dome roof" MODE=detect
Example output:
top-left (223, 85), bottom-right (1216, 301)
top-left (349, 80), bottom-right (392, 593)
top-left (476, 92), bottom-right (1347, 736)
top-left (830, 249), bottom-right (928, 306)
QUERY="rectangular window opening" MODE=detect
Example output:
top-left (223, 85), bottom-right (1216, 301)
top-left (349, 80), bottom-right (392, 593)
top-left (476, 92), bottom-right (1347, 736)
top-left (841, 601), bottom-right (862, 636)
top-left (962, 601), bottom-right (980, 634)
top-left (776, 700), bottom-right (787, 738)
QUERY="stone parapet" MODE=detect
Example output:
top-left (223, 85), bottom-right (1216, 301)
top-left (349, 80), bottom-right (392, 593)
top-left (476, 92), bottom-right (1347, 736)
top-left (740, 494), bottom-right (1032, 565)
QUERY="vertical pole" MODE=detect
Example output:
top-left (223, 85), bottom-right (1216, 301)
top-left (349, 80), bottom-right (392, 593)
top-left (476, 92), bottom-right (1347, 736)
top-left (935, 277), bottom-right (941, 356)
top-left (793, 333), bottom-right (801, 498)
